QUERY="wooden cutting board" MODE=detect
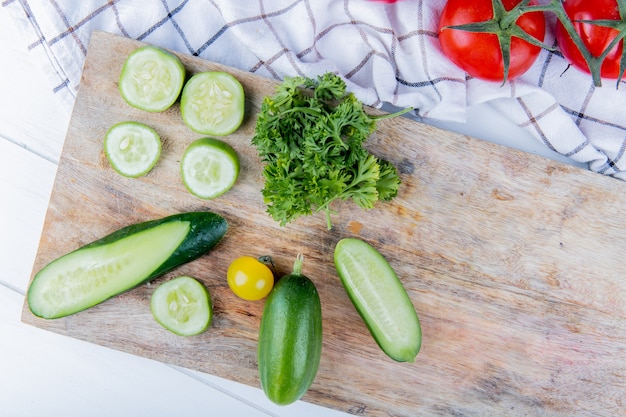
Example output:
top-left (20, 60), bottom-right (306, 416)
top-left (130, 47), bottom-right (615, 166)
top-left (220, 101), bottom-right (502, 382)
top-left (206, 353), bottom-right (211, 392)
top-left (22, 31), bottom-right (626, 416)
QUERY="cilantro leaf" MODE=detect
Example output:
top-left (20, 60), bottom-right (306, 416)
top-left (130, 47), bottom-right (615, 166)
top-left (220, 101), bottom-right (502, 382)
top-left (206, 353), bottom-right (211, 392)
top-left (251, 73), bottom-right (410, 229)
top-left (376, 159), bottom-right (401, 201)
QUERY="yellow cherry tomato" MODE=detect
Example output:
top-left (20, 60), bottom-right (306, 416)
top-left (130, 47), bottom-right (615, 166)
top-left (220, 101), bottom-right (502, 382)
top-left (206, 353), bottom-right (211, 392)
top-left (227, 256), bottom-right (274, 301)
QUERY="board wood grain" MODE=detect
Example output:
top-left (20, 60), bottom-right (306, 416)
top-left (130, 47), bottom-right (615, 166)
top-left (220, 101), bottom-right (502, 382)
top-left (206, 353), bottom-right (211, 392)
top-left (22, 31), bottom-right (626, 416)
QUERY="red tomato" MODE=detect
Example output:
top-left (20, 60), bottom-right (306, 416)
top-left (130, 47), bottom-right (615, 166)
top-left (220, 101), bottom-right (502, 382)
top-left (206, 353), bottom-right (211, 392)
top-left (556, 0), bottom-right (625, 79)
top-left (438, 0), bottom-right (546, 82)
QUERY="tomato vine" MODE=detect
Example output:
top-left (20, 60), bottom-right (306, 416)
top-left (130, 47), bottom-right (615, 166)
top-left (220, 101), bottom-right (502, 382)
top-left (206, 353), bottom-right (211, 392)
top-left (439, 0), bottom-right (626, 86)
top-left (528, 0), bottom-right (626, 86)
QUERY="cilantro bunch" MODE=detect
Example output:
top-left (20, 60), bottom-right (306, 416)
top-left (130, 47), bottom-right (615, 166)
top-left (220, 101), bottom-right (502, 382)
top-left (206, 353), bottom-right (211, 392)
top-left (251, 72), bottom-right (411, 230)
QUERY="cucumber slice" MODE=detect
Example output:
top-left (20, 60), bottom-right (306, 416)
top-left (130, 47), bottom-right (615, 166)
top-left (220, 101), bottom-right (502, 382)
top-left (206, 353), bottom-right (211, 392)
top-left (151, 276), bottom-right (212, 336)
top-left (119, 45), bottom-right (185, 112)
top-left (333, 238), bottom-right (422, 362)
top-left (27, 212), bottom-right (227, 319)
top-left (104, 121), bottom-right (161, 177)
top-left (180, 71), bottom-right (245, 135)
top-left (181, 137), bottom-right (240, 199)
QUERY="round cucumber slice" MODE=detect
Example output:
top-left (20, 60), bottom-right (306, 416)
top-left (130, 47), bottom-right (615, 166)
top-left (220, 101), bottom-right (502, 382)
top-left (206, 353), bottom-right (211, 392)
top-left (181, 137), bottom-right (240, 199)
top-left (119, 45), bottom-right (185, 112)
top-left (104, 121), bottom-right (162, 178)
top-left (151, 276), bottom-right (212, 336)
top-left (180, 71), bottom-right (245, 135)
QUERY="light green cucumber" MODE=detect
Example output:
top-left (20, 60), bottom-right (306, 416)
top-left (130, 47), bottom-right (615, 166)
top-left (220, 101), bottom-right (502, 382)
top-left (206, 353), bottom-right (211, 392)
top-left (104, 121), bottom-right (161, 178)
top-left (151, 276), bottom-right (212, 336)
top-left (119, 45), bottom-right (185, 112)
top-left (334, 238), bottom-right (421, 362)
top-left (180, 137), bottom-right (240, 199)
top-left (180, 71), bottom-right (245, 135)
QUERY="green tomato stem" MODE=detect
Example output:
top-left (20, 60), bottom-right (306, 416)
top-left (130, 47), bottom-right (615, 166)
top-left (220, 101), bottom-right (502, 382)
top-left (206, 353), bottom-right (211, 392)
top-left (442, 0), bottom-right (626, 87)
top-left (522, 0), bottom-right (626, 87)
top-left (440, 0), bottom-right (552, 85)
top-left (497, 0), bottom-right (529, 30)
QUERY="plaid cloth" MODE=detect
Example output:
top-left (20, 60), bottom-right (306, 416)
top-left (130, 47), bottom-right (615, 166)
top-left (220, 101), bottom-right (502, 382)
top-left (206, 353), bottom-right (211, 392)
top-left (5, 0), bottom-right (626, 180)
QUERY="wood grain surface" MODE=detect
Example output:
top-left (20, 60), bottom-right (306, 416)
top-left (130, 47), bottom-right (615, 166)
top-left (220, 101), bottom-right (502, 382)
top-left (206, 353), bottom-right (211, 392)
top-left (22, 31), bottom-right (626, 416)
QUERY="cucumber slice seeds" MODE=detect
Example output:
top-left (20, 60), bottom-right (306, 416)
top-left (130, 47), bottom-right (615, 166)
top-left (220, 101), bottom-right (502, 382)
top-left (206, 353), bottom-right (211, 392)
top-left (180, 71), bottom-right (245, 135)
top-left (151, 276), bottom-right (212, 336)
top-left (104, 121), bottom-right (162, 178)
top-left (181, 137), bottom-right (240, 199)
top-left (119, 45), bottom-right (185, 112)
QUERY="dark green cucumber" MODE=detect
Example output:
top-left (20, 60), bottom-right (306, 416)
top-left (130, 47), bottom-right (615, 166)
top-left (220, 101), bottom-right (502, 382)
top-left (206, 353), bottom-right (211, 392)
top-left (28, 212), bottom-right (227, 319)
top-left (258, 254), bottom-right (322, 406)
top-left (334, 238), bottom-right (421, 362)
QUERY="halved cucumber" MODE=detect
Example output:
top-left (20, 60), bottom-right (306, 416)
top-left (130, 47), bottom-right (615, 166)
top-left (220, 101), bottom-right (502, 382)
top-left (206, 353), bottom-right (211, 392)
top-left (180, 71), bottom-right (245, 135)
top-left (151, 276), bottom-right (212, 336)
top-left (119, 45), bottom-right (185, 112)
top-left (180, 137), bottom-right (240, 199)
top-left (333, 238), bottom-right (422, 362)
top-left (27, 212), bottom-right (227, 319)
top-left (104, 121), bottom-right (161, 177)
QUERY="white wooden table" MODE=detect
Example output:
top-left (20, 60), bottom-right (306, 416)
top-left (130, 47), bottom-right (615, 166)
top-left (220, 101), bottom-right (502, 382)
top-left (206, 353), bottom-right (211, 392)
top-left (0, 10), bottom-right (585, 416)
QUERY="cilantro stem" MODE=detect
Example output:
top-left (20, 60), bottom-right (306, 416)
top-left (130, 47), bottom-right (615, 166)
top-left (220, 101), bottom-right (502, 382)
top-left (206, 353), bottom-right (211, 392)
top-left (324, 208), bottom-right (333, 231)
top-left (370, 106), bottom-right (414, 120)
top-left (278, 106), bottom-right (322, 117)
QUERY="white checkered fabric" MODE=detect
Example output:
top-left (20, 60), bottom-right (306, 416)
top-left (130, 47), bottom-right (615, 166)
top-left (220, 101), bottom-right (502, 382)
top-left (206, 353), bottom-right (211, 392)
top-left (5, 0), bottom-right (626, 179)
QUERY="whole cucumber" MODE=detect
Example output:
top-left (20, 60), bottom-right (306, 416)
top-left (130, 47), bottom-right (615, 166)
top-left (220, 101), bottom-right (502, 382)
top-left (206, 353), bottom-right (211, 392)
top-left (28, 211), bottom-right (227, 319)
top-left (257, 254), bottom-right (323, 405)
